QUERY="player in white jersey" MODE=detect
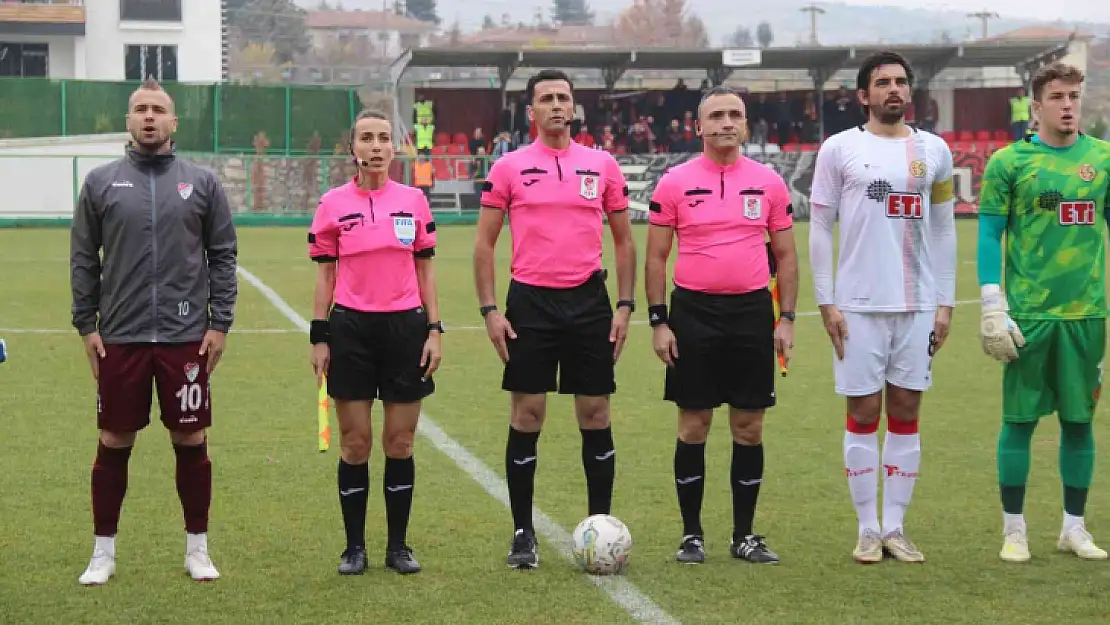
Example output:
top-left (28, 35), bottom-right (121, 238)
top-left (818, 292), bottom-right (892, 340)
top-left (808, 51), bottom-right (957, 564)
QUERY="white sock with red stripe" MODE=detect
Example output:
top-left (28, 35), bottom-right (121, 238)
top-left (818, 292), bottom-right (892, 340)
top-left (881, 416), bottom-right (921, 537)
top-left (844, 415), bottom-right (881, 536)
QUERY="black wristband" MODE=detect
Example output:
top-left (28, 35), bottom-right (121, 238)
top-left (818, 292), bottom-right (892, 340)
top-left (648, 304), bottom-right (668, 327)
top-left (310, 319), bottom-right (330, 344)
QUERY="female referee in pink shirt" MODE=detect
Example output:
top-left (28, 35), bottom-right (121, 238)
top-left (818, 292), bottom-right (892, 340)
top-left (308, 109), bottom-right (443, 576)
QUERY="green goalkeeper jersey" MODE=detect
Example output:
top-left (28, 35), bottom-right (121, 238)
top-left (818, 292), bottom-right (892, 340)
top-left (979, 134), bottom-right (1110, 319)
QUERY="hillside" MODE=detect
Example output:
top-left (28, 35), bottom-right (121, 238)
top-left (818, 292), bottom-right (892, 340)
top-left (301, 0), bottom-right (1110, 46)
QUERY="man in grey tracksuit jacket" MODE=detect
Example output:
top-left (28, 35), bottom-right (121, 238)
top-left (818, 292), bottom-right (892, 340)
top-left (70, 79), bottom-right (238, 586)
top-left (71, 147), bottom-right (238, 345)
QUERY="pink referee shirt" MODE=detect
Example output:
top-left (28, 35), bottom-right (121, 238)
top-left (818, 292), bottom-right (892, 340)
top-left (649, 154), bottom-right (793, 295)
top-left (308, 178), bottom-right (436, 312)
top-left (480, 140), bottom-right (630, 289)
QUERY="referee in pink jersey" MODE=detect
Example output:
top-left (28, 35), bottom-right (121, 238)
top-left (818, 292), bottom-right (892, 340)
top-left (473, 69), bottom-right (637, 569)
top-left (645, 86), bottom-right (799, 565)
top-left (308, 109), bottom-right (443, 576)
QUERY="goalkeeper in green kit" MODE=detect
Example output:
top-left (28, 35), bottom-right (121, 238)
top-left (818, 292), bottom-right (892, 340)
top-left (978, 62), bottom-right (1110, 563)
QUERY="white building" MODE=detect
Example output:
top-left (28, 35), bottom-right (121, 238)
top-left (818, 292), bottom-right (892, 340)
top-left (0, 0), bottom-right (225, 82)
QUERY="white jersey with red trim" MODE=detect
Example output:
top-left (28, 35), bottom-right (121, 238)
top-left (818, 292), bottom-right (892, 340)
top-left (809, 126), bottom-right (954, 313)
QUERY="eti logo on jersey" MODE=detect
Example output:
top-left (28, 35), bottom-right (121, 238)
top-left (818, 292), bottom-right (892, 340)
top-left (886, 193), bottom-right (923, 219)
top-left (1059, 201), bottom-right (1096, 226)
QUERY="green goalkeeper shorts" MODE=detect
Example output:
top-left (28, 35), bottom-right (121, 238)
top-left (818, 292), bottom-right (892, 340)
top-left (1003, 318), bottom-right (1107, 424)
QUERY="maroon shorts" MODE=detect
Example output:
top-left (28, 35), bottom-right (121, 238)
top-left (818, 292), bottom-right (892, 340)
top-left (96, 342), bottom-right (212, 433)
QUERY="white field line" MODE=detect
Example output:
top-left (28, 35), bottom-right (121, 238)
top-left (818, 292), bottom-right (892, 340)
top-left (0, 300), bottom-right (978, 336)
top-left (235, 265), bottom-right (680, 625)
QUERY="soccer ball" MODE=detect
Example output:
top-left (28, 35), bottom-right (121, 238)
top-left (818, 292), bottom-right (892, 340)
top-left (571, 514), bottom-right (632, 575)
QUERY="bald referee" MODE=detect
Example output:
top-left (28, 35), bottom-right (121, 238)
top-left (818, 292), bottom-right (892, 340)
top-left (645, 86), bottom-right (798, 565)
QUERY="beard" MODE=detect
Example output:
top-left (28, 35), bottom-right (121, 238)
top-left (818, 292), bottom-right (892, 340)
top-left (871, 103), bottom-right (905, 125)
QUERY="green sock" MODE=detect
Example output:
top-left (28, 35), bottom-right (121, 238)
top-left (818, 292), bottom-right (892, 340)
top-left (997, 422), bottom-right (1036, 514)
top-left (1059, 421), bottom-right (1095, 516)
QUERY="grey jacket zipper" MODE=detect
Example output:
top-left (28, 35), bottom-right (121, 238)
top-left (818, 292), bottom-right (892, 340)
top-left (149, 169), bottom-right (159, 343)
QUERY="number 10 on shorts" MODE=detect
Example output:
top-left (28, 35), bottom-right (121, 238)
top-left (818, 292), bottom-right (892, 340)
top-left (175, 382), bottom-right (207, 413)
top-left (886, 193), bottom-right (923, 219)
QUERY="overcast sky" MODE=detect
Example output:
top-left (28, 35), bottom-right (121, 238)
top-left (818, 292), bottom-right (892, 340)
top-left (817, 0), bottom-right (1110, 23)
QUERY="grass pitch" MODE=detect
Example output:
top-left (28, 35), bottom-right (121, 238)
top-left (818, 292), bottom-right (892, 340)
top-left (1, 221), bottom-right (1108, 624)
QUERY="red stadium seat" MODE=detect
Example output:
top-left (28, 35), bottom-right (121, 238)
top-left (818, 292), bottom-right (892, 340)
top-left (994, 130), bottom-right (1010, 142)
top-left (799, 143), bottom-right (818, 152)
top-left (452, 132), bottom-right (468, 145)
top-left (940, 131), bottom-right (957, 144)
top-left (975, 131), bottom-right (992, 142)
top-left (447, 143), bottom-right (469, 180)
top-left (430, 145), bottom-right (451, 180)
top-left (433, 132), bottom-right (450, 146)
top-left (957, 131), bottom-right (975, 142)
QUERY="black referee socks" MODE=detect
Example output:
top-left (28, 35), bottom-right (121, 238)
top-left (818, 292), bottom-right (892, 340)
top-left (383, 456), bottom-right (416, 548)
top-left (581, 427), bottom-right (616, 516)
top-left (732, 442), bottom-right (764, 539)
top-left (506, 426), bottom-right (540, 532)
top-left (674, 440), bottom-right (706, 537)
top-left (338, 459), bottom-right (370, 551)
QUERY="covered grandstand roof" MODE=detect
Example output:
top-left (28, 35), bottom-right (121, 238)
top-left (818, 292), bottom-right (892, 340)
top-left (390, 38), bottom-right (1074, 82)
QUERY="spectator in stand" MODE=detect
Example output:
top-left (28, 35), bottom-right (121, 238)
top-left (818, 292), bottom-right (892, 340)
top-left (572, 101), bottom-right (586, 137)
top-left (802, 93), bottom-right (820, 143)
top-left (824, 86), bottom-right (858, 136)
top-left (628, 121), bottom-right (653, 154)
top-left (471, 145), bottom-right (489, 181)
top-left (772, 92), bottom-right (794, 145)
top-left (682, 111), bottom-right (696, 141)
top-left (599, 125), bottom-right (617, 153)
top-left (748, 94), bottom-right (769, 147)
top-left (650, 93), bottom-right (669, 137)
top-left (491, 131), bottom-right (512, 160)
top-left (469, 127), bottom-right (486, 156)
top-left (574, 124), bottom-right (596, 148)
top-left (468, 127), bottom-right (486, 155)
top-left (665, 119), bottom-right (688, 152)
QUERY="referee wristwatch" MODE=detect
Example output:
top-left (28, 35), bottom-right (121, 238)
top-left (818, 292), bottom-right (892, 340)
top-left (616, 299), bottom-right (635, 313)
top-left (779, 311), bottom-right (796, 322)
top-left (428, 321), bottom-right (445, 333)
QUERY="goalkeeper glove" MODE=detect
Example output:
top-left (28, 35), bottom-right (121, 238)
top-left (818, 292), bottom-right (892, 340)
top-left (980, 284), bottom-right (1025, 362)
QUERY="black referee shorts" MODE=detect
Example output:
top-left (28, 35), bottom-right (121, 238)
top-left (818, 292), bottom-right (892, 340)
top-left (664, 285), bottom-right (776, 411)
top-left (502, 270), bottom-right (615, 397)
top-left (327, 303), bottom-right (434, 403)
